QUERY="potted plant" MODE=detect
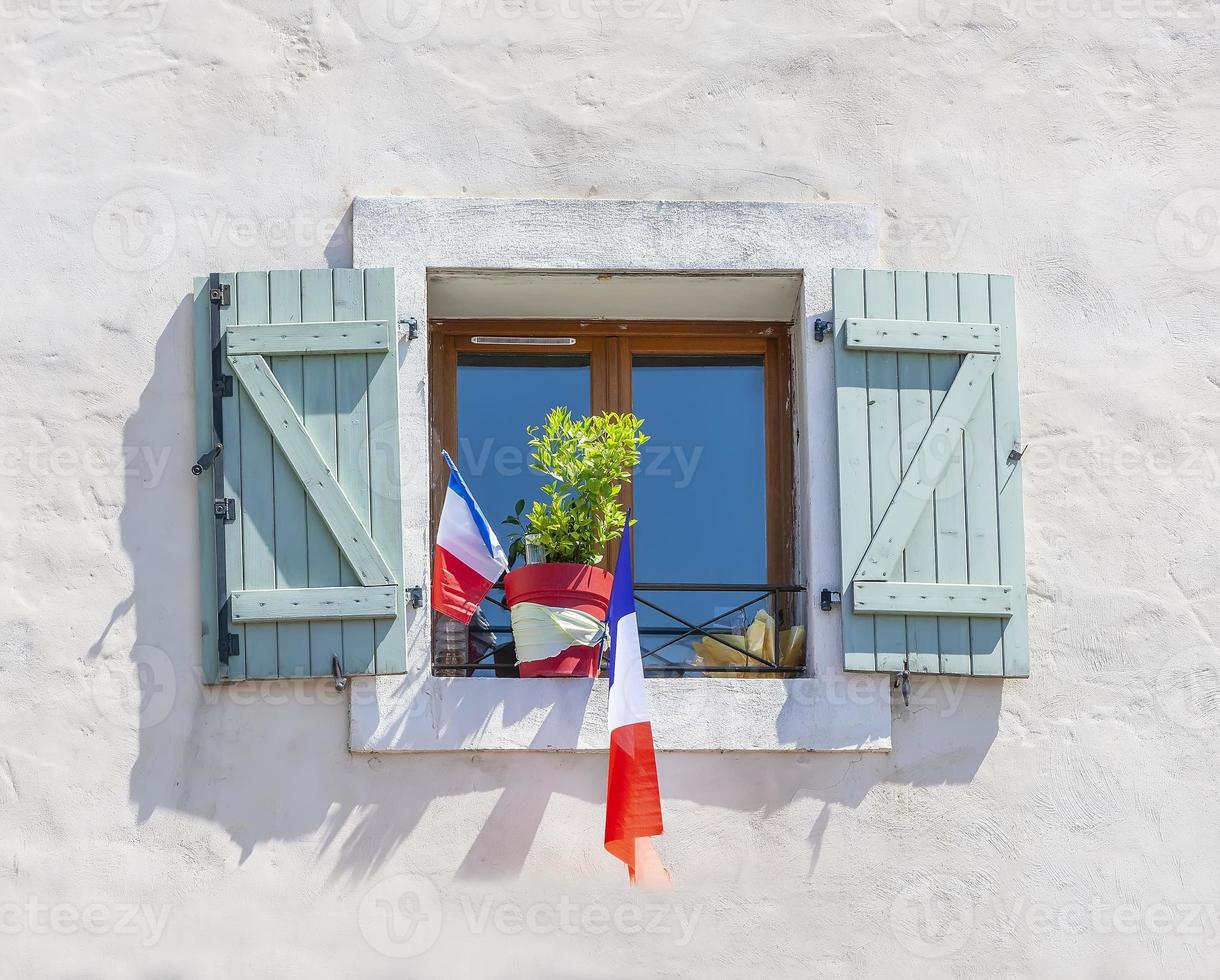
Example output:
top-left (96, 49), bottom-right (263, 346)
top-left (502, 406), bottom-right (648, 677)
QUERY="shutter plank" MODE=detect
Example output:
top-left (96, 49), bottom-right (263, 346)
top-left (991, 275), bottom-right (1030, 677)
top-left (895, 271), bottom-right (939, 674)
top-left (227, 320), bottom-right (392, 355)
top-left (864, 271), bottom-right (907, 673)
top-left (236, 272), bottom-right (278, 679)
top-left (844, 317), bottom-right (1001, 354)
top-left (301, 270), bottom-right (344, 677)
top-left (334, 269), bottom-right (377, 674)
top-left (365, 268), bottom-right (407, 673)
top-left (269, 270), bottom-right (310, 678)
top-left (927, 272), bottom-right (972, 675)
top-left (854, 582), bottom-right (1013, 616)
top-left (959, 274), bottom-right (1004, 676)
top-left (231, 586), bottom-right (398, 622)
top-left (833, 269), bottom-right (877, 671)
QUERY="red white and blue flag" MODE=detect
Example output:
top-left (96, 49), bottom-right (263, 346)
top-left (604, 518), bottom-right (669, 886)
top-left (432, 450), bottom-right (508, 624)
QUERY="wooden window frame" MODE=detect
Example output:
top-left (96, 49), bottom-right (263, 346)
top-left (428, 318), bottom-right (796, 586)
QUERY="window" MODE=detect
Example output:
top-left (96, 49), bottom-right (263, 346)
top-left (429, 319), bottom-right (799, 677)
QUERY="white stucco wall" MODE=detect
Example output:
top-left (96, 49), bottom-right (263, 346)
top-left (4, 2), bottom-right (1220, 977)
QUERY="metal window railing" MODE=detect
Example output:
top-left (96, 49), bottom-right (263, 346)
top-left (432, 582), bottom-right (807, 677)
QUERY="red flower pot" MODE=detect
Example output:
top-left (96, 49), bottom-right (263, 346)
top-left (503, 563), bottom-right (614, 678)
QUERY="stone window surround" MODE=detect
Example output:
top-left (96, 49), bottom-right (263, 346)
top-left (348, 196), bottom-right (892, 753)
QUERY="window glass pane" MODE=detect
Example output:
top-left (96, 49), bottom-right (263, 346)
top-left (631, 355), bottom-right (772, 673)
top-left (449, 353), bottom-right (591, 662)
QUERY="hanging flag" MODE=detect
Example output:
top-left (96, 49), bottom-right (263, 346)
top-left (432, 450), bottom-right (508, 624)
top-left (604, 518), bottom-right (669, 886)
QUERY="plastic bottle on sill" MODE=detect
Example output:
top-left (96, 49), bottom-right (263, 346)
top-left (435, 614), bottom-right (467, 670)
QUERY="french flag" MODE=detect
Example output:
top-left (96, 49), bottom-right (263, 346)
top-left (432, 450), bottom-right (508, 624)
top-left (604, 519), bottom-right (669, 886)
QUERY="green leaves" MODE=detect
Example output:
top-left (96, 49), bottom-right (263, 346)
top-left (501, 407), bottom-right (648, 566)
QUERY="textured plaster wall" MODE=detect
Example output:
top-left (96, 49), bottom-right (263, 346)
top-left (3, 1), bottom-right (1219, 977)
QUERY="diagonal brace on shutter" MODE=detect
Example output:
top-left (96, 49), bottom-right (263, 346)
top-left (852, 351), bottom-right (999, 586)
top-left (227, 354), bottom-right (396, 588)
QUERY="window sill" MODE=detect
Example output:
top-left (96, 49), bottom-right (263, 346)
top-left (348, 674), bottom-right (891, 752)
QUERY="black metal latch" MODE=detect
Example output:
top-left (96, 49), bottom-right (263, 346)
top-left (1007, 443), bottom-right (1027, 465)
top-left (209, 283), bottom-right (231, 306)
top-left (407, 585), bottom-right (424, 609)
top-left (814, 317), bottom-right (833, 343)
top-left (819, 588), bottom-right (841, 611)
top-left (192, 443), bottom-right (223, 475)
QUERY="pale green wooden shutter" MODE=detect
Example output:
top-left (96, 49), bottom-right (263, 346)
top-left (193, 269), bottom-right (406, 682)
top-left (832, 269), bottom-right (1028, 677)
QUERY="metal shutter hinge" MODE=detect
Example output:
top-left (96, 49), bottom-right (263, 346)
top-left (209, 283), bottom-right (231, 306)
top-left (213, 498), bottom-right (236, 523)
top-left (814, 317), bottom-right (833, 343)
top-left (399, 317), bottom-right (419, 341)
top-left (819, 588), bottom-right (841, 611)
top-left (407, 585), bottom-right (424, 608)
top-left (1007, 443), bottom-right (1027, 465)
top-left (219, 630), bottom-right (240, 664)
top-left (213, 375), bottom-right (234, 397)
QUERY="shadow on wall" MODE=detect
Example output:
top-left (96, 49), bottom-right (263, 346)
top-left (97, 284), bottom-right (1003, 883)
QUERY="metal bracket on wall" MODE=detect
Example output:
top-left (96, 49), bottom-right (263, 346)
top-left (407, 585), bottom-right (424, 609)
top-left (814, 317), bottom-right (833, 343)
top-left (894, 655), bottom-right (911, 707)
top-left (819, 588), bottom-right (842, 611)
top-left (399, 317), bottom-right (419, 341)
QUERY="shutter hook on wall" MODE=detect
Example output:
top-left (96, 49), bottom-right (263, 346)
top-left (191, 442), bottom-right (223, 475)
top-left (894, 655), bottom-right (911, 707)
top-left (331, 654), bottom-right (347, 693)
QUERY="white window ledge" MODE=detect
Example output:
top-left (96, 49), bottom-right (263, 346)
top-left (349, 674), bottom-right (890, 753)
top-left (350, 196), bottom-right (892, 753)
